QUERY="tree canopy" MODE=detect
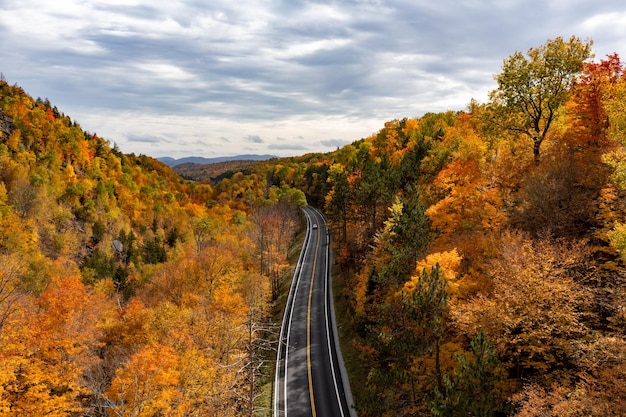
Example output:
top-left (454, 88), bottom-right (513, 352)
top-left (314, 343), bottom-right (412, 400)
top-left (490, 36), bottom-right (593, 163)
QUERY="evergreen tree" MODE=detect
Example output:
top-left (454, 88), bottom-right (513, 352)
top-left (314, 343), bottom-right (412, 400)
top-left (430, 330), bottom-right (505, 417)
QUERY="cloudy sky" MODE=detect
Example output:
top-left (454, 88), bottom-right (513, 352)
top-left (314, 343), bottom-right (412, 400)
top-left (1, 0), bottom-right (625, 159)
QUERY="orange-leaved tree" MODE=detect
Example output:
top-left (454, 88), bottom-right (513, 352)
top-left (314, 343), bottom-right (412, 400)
top-left (452, 231), bottom-right (591, 380)
top-left (103, 343), bottom-right (183, 417)
top-left (567, 53), bottom-right (624, 148)
top-left (2, 266), bottom-right (112, 416)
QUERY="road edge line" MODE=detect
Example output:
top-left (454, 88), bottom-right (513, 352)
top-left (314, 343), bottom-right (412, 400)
top-left (323, 210), bottom-right (359, 417)
top-left (273, 207), bottom-right (311, 417)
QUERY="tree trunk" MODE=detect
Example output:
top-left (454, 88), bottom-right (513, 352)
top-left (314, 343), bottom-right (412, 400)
top-left (435, 338), bottom-right (443, 392)
top-left (533, 139), bottom-right (542, 164)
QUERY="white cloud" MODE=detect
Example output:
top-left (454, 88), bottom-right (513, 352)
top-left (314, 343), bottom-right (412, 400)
top-left (580, 11), bottom-right (626, 39)
top-left (133, 62), bottom-right (198, 82)
top-left (1, 0), bottom-right (625, 158)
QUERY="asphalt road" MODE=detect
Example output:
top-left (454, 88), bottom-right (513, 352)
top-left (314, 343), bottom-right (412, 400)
top-left (274, 206), bottom-right (356, 417)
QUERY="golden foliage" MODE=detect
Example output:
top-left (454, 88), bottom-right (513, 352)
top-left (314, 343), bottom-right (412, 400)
top-left (452, 232), bottom-right (591, 378)
top-left (104, 343), bottom-right (183, 417)
top-left (403, 249), bottom-right (462, 296)
top-left (426, 158), bottom-right (507, 238)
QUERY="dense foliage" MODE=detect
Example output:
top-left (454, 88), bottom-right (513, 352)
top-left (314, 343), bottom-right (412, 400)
top-left (0, 80), bottom-right (305, 416)
top-left (315, 37), bottom-right (626, 416)
top-left (3, 35), bottom-right (626, 416)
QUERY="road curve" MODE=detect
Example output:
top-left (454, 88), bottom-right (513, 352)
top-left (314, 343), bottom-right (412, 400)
top-left (274, 206), bottom-right (356, 417)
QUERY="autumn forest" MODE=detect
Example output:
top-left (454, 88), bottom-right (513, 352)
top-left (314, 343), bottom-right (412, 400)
top-left (2, 35), bottom-right (626, 416)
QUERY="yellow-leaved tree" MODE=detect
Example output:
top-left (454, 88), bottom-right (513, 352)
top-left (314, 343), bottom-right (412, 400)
top-left (103, 343), bottom-right (183, 417)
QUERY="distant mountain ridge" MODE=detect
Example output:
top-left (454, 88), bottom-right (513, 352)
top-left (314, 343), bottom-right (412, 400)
top-left (158, 154), bottom-right (277, 167)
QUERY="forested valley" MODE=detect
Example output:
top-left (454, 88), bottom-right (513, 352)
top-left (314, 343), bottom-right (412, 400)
top-left (3, 35), bottom-right (626, 416)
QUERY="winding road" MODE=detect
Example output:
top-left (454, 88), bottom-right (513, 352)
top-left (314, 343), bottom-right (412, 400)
top-left (274, 206), bottom-right (356, 417)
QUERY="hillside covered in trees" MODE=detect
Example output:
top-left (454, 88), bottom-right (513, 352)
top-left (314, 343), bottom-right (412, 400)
top-left (0, 77), bottom-right (306, 415)
top-left (3, 35), bottom-right (626, 416)
top-left (315, 37), bottom-right (626, 417)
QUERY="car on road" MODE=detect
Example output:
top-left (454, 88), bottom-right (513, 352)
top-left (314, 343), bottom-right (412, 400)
top-left (312, 223), bottom-right (318, 229)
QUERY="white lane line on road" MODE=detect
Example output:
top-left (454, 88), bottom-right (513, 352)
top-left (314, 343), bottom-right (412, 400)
top-left (323, 220), bottom-right (346, 417)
